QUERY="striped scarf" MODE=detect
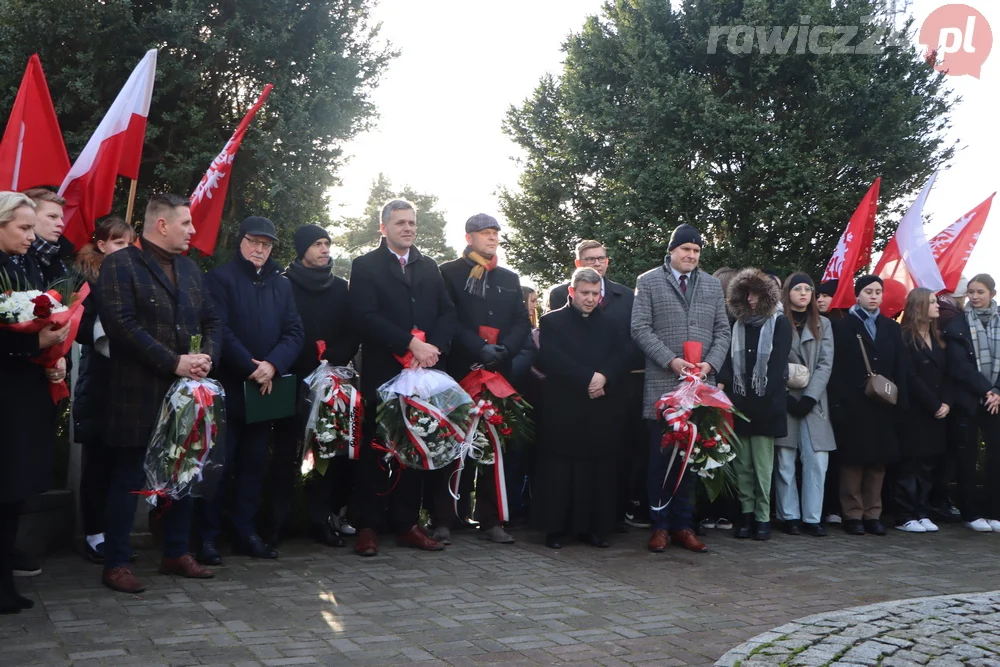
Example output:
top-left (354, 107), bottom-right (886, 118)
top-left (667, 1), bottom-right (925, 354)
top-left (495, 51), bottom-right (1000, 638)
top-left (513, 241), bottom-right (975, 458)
top-left (966, 301), bottom-right (1000, 386)
top-left (462, 246), bottom-right (497, 298)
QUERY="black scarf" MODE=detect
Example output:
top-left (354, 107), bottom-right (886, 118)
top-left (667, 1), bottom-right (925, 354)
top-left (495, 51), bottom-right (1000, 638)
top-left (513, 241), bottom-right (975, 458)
top-left (286, 258), bottom-right (335, 293)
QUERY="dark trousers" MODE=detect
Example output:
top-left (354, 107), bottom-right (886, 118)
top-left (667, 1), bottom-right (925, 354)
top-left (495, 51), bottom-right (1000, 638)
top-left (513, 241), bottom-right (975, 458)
top-left (197, 418), bottom-right (272, 543)
top-left (0, 501), bottom-right (24, 598)
top-left (955, 408), bottom-right (1000, 521)
top-left (269, 415), bottom-right (301, 537)
top-left (617, 374), bottom-right (648, 518)
top-left (80, 441), bottom-right (113, 537)
top-left (823, 450), bottom-right (840, 517)
top-left (930, 416), bottom-right (961, 507)
top-left (646, 419), bottom-right (695, 532)
top-left (104, 447), bottom-right (192, 569)
top-left (503, 445), bottom-right (534, 520)
top-left (893, 457), bottom-right (934, 523)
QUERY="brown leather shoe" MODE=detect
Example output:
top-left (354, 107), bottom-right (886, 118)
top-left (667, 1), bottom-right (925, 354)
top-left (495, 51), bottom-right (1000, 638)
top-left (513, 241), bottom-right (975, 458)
top-left (397, 525), bottom-right (445, 551)
top-left (102, 566), bottom-right (146, 594)
top-left (648, 529), bottom-right (669, 553)
top-left (159, 554), bottom-right (214, 579)
top-left (670, 528), bottom-right (709, 553)
top-left (355, 528), bottom-right (379, 557)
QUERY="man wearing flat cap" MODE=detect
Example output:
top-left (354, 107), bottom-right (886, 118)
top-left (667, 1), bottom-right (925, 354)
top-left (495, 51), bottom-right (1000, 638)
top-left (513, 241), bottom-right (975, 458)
top-left (269, 225), bottom-right (360, 548)
top-left (438, 214), bottom-right (531, 544)
top-left (631, 223), bottom-right (731, 554)
top-left (195, 216), bottom-right (304, 565)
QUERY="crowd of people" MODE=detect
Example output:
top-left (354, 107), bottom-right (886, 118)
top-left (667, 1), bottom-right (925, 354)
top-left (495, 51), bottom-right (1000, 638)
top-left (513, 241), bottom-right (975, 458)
top-left (1, 188), bottom-right (998, 614)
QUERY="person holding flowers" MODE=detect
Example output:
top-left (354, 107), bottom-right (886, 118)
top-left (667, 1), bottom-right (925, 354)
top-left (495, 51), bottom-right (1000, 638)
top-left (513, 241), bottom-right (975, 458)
top-left (439, 213), bottom-right (531, 544)
top-left (0, 192), bottom-right (72, 613)
top-left (719, 269), bottom-right (792, 541)
top-left (97, 193), bottom-right (220, 594)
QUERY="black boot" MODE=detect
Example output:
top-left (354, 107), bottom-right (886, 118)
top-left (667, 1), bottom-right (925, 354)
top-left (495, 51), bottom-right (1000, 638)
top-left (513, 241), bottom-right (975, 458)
top-left (754, 521), bottom-right (772, 541)
top-left (781, 519), bottom-right (802, 536)
top-left (734, 513), bottom-right (754, 539)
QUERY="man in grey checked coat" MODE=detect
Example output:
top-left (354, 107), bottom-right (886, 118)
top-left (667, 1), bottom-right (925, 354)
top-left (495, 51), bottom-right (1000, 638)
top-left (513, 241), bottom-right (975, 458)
top-left (631, 223), bottom-right (731, 554)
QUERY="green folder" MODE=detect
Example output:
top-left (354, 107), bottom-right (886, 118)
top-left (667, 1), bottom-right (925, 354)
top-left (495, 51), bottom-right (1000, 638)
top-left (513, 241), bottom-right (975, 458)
top-left (244, 374), bottom-right (297, 424)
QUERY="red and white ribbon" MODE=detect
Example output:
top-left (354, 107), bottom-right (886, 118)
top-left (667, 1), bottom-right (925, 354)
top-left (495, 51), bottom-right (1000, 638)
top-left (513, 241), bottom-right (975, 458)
top-left (449, 399), bottom-right (510, 522)
top-left (323, 375), bottom-right (363, 459)
top-left (400, 395), bottom-right (467, 470)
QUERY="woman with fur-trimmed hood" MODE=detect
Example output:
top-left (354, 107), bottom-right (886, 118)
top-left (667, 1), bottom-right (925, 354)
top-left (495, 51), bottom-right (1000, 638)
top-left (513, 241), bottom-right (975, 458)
top-left (719, 269), bottom-right (792, 541)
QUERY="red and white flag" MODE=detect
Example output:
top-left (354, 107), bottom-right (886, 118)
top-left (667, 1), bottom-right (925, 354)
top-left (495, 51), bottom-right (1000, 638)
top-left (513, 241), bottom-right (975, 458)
top-left (188, 84), bottom-right (273, 256)
top-left (58, 49), bottom-right (157, 249)
top-left (822, 178), bottom-right (881, 309)
top-left (0, 55), bottom-right (70, 191)
top-left (929, 193), bottom-right (994, 294)
top-left (874, 172), bottom-right (946, 294)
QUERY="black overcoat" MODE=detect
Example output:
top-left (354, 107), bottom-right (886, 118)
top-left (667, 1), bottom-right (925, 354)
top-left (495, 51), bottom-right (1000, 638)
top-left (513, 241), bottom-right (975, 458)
top-left (899, 334), bottom-right (950, 458)
top-left (942, 314), bottom-right (997, 416)
top-left (720, 316), bottom-right (793, 438)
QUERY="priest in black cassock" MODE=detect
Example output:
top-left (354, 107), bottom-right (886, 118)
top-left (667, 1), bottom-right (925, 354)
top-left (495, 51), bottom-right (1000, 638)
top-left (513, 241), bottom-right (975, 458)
top-left (533, 267), bottom-right (629, 549)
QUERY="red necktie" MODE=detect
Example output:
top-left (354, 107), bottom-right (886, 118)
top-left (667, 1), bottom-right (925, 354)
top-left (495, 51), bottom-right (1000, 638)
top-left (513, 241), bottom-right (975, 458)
top-left (679, 274), bottom-right (688, 295)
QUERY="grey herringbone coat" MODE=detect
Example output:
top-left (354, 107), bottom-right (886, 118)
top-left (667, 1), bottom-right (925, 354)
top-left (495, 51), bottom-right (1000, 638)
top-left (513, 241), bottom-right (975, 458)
top-left (631, 265), bottom-right (731, 419)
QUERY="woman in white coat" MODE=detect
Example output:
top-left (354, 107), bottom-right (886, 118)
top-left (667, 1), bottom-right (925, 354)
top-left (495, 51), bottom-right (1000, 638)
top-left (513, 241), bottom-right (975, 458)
top-left (774, 273), bottom-right (837, 536)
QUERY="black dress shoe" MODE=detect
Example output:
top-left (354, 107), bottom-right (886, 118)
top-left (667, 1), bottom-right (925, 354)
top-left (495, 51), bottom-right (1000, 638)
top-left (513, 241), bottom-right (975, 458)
top-left (782, 520), bottom-right (802, 536)
top-left (545, 533), bottom-right (563, 549)
top-left (863, 519), bottom-right (887, 536)
top-left (85, 542), bottom-right (105, 564)
top-left (802, 522), bottom-right (827, 537)
top-left (754, 521), bottom-right (772, 541)
top-left (734, 513), bottom-right (753, 539)
top-left (197, 541), bottom-right (222, 566)
top-left (309, 522), bottom-right (346, 547)
top-left (843, 519), bottom-right (865, 535)
top-left (235, 535), bottom-right (279, 559)
top-left (579, 533), bottom-right (610, 548)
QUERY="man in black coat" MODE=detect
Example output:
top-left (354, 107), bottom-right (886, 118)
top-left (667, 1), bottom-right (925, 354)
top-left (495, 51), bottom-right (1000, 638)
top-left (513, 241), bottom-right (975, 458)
top-left (270, 225), bottom-right (359, 547)
top-left (548, 240), bottom-right (648, 530)
top-left (348, 199), bottom-right (456, 557)
top-left (98, 194), bottom-right (220, 594)
top-left (438, 214), bottom-right (531, 544)
top-left (196, 216), bottom-right (304, 564)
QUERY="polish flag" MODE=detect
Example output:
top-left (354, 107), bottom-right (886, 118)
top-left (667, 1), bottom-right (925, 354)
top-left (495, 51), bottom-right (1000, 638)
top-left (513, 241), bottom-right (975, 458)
top-left (822, 178), bottom-right (881, 309)
top-left (929, 193), bottom-right (994, 294)
top-left (0, 55), bottom-right (70, 191)
top-left (188, 84), bottom-right (273, 256)
top-left (874, 172), bottom-right (946, 293)
top-left (58, 49), bottom-right (157, 249)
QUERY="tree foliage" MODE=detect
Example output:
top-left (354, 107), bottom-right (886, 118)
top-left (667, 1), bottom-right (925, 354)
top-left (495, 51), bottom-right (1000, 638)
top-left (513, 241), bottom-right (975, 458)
top-left (334, 172), bottom-right (457, 268)
top-left (0, 0), bottom-right (395, 267)
top-left (500, 0), bottom-right (957, 287)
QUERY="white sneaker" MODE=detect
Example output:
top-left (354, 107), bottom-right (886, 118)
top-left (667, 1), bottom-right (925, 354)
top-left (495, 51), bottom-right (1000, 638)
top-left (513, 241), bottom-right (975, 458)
top-left (919, 518), bottom-right (940, 532)
top-left (824, 514), bottom-right (842, 524)
top-left (966, 518), bottom-right (993, 532)
top-left (988, 519), bottom-right (1000, 532)
top-left (896, 520), bottom-right (926, 533)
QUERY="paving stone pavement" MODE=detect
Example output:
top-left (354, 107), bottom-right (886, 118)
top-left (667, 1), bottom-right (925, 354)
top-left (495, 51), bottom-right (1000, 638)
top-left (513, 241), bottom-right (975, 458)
top-left (715, 591), bottom-right (1000, 667)
top-left (3, 523), bottom-right (1000, 667)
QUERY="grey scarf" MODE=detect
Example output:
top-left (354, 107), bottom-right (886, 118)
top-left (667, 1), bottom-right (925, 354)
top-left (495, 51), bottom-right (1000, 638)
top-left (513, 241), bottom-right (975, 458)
top-left (731, 313), bottom-right (776, 397)
top-left (967, 301), bottom-right (1000, 386)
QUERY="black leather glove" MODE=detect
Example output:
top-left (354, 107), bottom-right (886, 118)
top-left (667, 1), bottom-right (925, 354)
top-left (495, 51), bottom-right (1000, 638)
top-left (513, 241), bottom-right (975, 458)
top-left (789, 396), bottom-right (817, 418)
top-left (786, 395), bottom-right (800, 415)
top-left (494, 345), bottom-right (510, 363)
top-left (479, 344), bottom-right (505, 367)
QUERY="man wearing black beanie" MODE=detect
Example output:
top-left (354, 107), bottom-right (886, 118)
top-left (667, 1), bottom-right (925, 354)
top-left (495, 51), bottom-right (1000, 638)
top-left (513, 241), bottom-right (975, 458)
top-left (270, 225), bottom-right (359, 548)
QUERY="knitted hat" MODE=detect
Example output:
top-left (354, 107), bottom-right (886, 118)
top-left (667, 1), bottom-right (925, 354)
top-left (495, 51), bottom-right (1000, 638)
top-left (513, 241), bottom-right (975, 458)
top-left (668, 223), bottom-right (703, 251)
top-left (854, 274), bottom-right (883, 297)
top-left (465, 213), bottom-right (501, 234)
top-left (293, 224), bottom-right (331, 259)
top-left (787, 273), bottom-right (813, 292)
top-left (817, 279), bottom-right (838, 297)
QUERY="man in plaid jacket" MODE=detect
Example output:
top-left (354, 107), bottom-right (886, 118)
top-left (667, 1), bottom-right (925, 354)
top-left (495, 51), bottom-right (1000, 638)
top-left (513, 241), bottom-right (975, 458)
top-left (631, 223), bottom-right (731, 554)
top-left (97, 194), bottom-right (221, 594)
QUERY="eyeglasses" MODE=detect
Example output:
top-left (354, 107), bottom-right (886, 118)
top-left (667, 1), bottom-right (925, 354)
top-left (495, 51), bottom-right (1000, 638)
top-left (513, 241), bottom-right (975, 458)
top-left (580, 256), bottom-right (608, 265)
top-left (243, 236), bottom-right (273, 250)
top-left (790, 285), bottom-right (814, 293)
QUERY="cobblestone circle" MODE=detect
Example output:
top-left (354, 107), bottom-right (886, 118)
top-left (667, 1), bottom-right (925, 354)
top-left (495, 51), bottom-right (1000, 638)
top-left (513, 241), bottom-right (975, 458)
top-left (716, 591), bottom-right (1000, 667)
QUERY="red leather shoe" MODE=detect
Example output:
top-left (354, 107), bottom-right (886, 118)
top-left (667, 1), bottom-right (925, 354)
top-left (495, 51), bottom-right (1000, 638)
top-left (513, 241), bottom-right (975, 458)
top-left (355, 528), bottom-right (379, 557)
top-left (670, 528), bottom-right (708, 553)
top-left (397, 525), bottom-right (445, 551)
top-left (648, 529), bottom-right (669, 553)
top-left (160, 554), bottom-right (214, 579)
top-left (102, 566), bottom-right (146, 594)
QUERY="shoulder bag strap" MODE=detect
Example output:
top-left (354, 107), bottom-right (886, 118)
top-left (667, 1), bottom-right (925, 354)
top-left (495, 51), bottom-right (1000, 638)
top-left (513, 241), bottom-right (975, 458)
top-left (856, 334), bottom-right (874, 376)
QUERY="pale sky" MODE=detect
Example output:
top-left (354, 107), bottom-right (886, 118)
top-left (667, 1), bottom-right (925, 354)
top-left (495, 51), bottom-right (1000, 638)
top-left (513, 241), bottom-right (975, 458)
top-left (329, 0), bottom-right (998, 284)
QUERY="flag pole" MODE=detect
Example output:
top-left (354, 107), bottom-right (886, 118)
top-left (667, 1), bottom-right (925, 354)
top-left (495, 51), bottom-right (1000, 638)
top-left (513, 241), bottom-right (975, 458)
top-left (125, 178), bottom-right (138, 226)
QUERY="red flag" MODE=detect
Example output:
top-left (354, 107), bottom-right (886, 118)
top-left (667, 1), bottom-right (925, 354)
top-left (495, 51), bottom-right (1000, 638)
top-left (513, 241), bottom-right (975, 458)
top-left (929, 193), bottom-right (994, 293)
top-left (58, 50), bottom-right (157, 249)
top-left (822, 178), bottom-right (881, 308)
top-left (0, 55), bottom-right (70, 191)
top-left (188, 84), bottom-right (273, 256)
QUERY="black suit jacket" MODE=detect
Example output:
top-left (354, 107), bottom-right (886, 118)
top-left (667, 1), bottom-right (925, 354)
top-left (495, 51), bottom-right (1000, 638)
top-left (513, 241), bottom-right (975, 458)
top-left (349, 238), bottom-right (456, 400)
top-left (549, 278), bottom-right (641, 370)
top-left (439, 257), bottom-right (530, 379)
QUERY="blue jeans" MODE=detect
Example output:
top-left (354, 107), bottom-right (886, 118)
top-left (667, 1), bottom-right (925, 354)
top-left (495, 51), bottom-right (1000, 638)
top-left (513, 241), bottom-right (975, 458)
top-left (646, 420), bottom-right (695, 532)
top-left (103, 447), bottom-right (192, 569)
top-left (774, 423), bottom-right (829, 525)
